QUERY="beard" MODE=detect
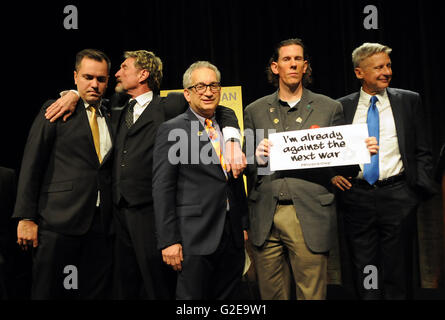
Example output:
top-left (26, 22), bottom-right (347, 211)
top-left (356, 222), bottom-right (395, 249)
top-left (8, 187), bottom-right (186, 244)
top-left (115, 82), bottom-right (125, 93)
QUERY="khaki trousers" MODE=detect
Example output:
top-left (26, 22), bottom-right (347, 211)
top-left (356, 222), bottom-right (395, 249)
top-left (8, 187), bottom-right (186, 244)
top-left (252, 204), bottom-right (327, 300)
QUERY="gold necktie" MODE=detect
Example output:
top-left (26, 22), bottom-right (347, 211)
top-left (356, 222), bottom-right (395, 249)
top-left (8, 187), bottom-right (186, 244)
top-left (88, 106), bottom-right (102, 163)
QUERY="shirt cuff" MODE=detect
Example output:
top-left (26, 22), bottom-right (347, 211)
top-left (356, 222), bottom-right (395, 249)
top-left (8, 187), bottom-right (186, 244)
top-left (60, 89), bottom-right (80, 97)
top-left (222, 127), bottom-right (241, 142)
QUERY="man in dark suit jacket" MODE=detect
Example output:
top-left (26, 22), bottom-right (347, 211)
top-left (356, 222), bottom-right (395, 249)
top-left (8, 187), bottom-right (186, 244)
top-left (13, 49), bottom-right (114, 299)
top-left (153, 61), bottom-right (248, 300)
top-left (44, 51), bottom-right (243, 299)
top-left (333, 43), bottom-right (436, 299)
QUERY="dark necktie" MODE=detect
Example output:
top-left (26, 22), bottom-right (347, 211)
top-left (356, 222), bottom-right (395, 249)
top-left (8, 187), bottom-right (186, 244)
top-left (363, 95), bottom-right (379, 185)
top-left (125, 99), bottom-right (137, 129)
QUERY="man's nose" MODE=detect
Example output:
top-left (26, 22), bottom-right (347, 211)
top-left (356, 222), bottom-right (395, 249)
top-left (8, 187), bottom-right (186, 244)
top-left (383, 66), bottom-right (392, 75)
top-left (203, 85), bottom-right (213, 95)
top-left (91, 78), bottom-right (99, 88)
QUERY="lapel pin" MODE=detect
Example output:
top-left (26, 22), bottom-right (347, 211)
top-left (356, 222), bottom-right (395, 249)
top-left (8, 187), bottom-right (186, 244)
top-left (269, 107), bottom-right (275, 113)
top-left (273, 118), bottom-right (279, 124)
top-left (296, 117), bottom-right (303, 123)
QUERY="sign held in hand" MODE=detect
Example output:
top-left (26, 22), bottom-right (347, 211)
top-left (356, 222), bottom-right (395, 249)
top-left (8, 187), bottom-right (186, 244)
top-left (269, 124), bottom-right (370, 171)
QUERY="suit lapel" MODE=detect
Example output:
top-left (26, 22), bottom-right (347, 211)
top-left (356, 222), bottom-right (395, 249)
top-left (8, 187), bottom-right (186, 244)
top-left (266, 92), bottom-right (284, 132)
top-left (126, 95), bottom-right (162, 136)
top-left (294, 88), bottom-right (314, 129)
top-left (185, 109), bottom-right (226, 180)
top-left (387, 88), bottom-right (406, 158)
top-left (344, 92), bottom-right (360, 124)
top-left (100, 104), bottom-right (114, 165)
top-left (77, 100), bottom-right (102, 167)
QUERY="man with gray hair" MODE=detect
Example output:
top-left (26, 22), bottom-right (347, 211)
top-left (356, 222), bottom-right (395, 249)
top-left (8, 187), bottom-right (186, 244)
top-left (44, 51), bottom-right (243, 299)
top-left (153, 61), bottom-right (248, 299)
top-left (333, 42), bottom-right (436, 299)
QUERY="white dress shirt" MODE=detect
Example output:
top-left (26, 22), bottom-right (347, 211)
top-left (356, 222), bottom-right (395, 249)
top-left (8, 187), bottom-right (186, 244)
top-left (353, 88), bottom-right (404, 180)
top-left (84, 100), bottom-right (112, 206)
top-left (129, 91), bottom-right (153, 123)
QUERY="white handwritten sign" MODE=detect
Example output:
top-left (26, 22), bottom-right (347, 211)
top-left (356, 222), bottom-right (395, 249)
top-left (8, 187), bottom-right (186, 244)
top-left (269, 124), bottom-right (370, 171)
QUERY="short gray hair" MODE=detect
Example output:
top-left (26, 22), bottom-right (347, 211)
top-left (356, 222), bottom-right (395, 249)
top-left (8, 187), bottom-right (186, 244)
top-left (352, 43), bottom-right (392, 68)
top-left (182, 61), bottom-right (221, 89)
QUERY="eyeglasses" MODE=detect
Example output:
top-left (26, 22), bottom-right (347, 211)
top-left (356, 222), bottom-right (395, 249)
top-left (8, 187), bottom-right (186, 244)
top-left (187, 82), bottom-right (221, 94)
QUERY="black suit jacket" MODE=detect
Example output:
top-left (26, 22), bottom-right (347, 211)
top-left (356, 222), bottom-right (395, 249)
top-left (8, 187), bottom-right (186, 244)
top-left (13, 100), bottom-right (114, 235)
top-left (112, 92), bottom-right (240, 208)
top-left (338, 87), bottom-right (435, 198)
top-left (153, 108), bottom-right (248, 256)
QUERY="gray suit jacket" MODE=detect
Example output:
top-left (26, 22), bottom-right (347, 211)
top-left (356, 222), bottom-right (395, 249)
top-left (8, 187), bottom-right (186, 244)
top-left (244, 88), bottom-right (345, 253)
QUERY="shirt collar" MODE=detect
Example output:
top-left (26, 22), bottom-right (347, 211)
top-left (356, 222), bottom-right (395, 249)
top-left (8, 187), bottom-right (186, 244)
top-left (189, 107), bottom-right (216, 127)
top-left (83, 99), bottom-right (104, 116)
top-left (359, 87), bottom-right (388, 105)
top-left (130, 91), bottom-right (153, 107)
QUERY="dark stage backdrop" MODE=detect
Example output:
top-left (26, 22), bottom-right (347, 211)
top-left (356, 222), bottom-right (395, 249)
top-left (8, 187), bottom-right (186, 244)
top-left (1, 0), bottom-right (444, 290)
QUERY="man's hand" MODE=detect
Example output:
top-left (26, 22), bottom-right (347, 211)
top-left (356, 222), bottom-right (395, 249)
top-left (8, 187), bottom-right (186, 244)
top-left (225, 140), bottom-right (247, 178)
top-left (17, 220), bottom-right (38, 250)
top-left (331, 175), bottom-right (352, 191)
top-left (162, 243), bottom-right (183, 271)
top-left (45, 91), bottom-right (79, 122)
top-left (365, 137), bottom-right (379, 155)
top-left (255, 139), bottom-right (272, 166)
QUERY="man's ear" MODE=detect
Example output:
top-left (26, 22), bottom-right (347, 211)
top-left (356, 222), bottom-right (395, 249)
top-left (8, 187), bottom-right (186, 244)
top-left (74, 70), bottom-right (78, 85)
top-left (302, 60), bottom-right (308, 74)
top-left (139, 69), bottom-right (149, 83)
top-left (183, 89), bottom-right (191, 103)
top-left (354, 67), bottom-right (364, 80)
top-left (270, 62), bottom-right (279, 75)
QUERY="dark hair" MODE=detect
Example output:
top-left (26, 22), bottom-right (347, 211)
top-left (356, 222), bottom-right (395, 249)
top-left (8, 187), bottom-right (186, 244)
top-left (266, 38), bottom-right (313, 87)
top-left (75, 49), bottom-right (111, 73)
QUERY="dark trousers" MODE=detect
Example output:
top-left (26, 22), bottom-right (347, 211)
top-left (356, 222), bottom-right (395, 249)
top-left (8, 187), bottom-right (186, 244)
top-left (113, 204), bottom-right (175, 299)
top-left (340, 180), bottom-right (419, 300)
top-left (176, 217), bottom-right (244, 300)
top-left (31, 208), bottom-right (113, 299)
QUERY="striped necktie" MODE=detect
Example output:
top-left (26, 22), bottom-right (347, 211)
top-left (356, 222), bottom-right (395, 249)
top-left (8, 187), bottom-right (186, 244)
top-left (205, 118), bottom-right (226, 172)
top-left (125, 99), bottom-right (137, 129)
